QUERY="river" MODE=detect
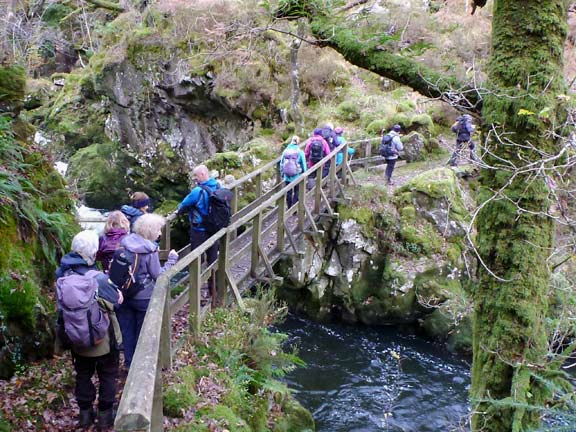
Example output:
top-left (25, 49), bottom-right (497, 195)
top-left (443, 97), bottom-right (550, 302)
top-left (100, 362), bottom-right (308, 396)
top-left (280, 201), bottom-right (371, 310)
top-left (278, 315), bottom-right (470, 432)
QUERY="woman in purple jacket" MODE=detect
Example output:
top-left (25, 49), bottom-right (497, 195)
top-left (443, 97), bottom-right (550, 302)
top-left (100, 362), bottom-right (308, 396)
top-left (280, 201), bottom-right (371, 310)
top-left (115, 213), bottom-right (178, 370)
top-left (96, 211), bottom-right (130, 271)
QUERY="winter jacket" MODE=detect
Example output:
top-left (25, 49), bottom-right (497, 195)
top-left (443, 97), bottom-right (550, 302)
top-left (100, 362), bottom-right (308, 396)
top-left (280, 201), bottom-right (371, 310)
top-left (385, 131), bottom-right (404, 161)
top-left (54, 253), bottom-right (122, 357)
top-left (96, 228), bottom-right (128, 271)
top-left (177, 177), bottom-right (220, 231)
top-left (335, 135), bottom-right (346, 166)
top-left (304, 136), bottom-right (331, 169)
top-left (120, 233), bottom-right (177, 300)
top-left (120, 205), bottom-right (144, 231)
top-left (452, 117), bottom-right (474, 142)
top-left (280, 143), bottom-right (307, 182)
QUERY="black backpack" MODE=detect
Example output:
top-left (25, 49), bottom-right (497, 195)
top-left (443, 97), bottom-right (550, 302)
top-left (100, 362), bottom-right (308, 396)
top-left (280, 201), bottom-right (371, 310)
top-left (380, 134), bottom-right (397, 158)
top-left (309, 137), bottom-right (325, 164)
top-left (199, 185), bottom-right (233, 235)
top-left (108, 247), bottom-right (143, 298)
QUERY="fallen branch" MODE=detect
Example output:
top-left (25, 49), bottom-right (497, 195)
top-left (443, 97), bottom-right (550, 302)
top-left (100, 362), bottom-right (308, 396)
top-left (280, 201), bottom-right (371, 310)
top-left (85, 0), bottom-right (124, 12)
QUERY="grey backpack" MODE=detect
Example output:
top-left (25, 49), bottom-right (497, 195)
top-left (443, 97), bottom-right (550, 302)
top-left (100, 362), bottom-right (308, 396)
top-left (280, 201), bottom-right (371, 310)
top-left (56, 269), bottom-right (109, 348)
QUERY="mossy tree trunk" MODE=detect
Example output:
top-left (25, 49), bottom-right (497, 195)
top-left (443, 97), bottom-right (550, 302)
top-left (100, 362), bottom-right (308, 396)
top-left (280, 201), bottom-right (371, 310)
top-left (471, 1), bottom-right (567, 431)
top-left (275, 1), bottom-right (569, 430)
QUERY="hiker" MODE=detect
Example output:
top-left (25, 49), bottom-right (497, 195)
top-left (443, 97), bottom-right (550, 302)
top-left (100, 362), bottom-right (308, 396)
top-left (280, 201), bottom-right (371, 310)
top-left (334, 126), bottom-right (346, 166)
top-left (304, 128), bottom-right (331, 177)
top-left (55, 230), bottom-right (123, 429)
top-left (381, 124), bottom-right (404, 185)
top-left (120, 191), bottom-right (150, 230)
top-left (176, 164), bottom-right (221, 301)
top-left (96, 210), bottom-right (130, 272)
top-left (280, 135), bottom-right (307, 208)
top-left (448, 114), bottom-right (478, 166)
top-left (115, 214), bottom-right (178, 371)
top-left (321, 123), bottom-right (339, 151)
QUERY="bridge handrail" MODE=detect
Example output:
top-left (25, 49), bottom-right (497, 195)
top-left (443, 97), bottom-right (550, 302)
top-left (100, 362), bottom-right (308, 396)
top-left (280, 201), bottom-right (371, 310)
top-left (115, 139), bottom-right (357, 431)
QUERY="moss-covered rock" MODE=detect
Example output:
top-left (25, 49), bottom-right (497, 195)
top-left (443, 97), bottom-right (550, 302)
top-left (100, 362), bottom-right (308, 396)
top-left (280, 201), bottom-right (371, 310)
top-left (0, 66), bottom-right (26, 115)
top-left (0, 113), bottom-right (77, 378)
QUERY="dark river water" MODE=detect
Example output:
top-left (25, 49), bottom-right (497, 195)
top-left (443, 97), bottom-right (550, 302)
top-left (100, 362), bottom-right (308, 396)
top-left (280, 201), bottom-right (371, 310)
top-left (277, 315), bottom-right (471, 432)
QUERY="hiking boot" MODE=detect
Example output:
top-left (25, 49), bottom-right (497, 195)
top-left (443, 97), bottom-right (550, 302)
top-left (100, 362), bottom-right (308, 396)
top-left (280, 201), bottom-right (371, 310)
top-left (78, 408), bottom-right (95, 428)
top-left (97, 408), bottom-right (115, 429)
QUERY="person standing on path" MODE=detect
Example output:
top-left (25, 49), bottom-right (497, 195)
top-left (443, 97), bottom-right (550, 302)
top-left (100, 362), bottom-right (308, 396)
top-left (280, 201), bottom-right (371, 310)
top-left (448, 114), bottom-right (478, 166)
top-left (382, 124), bottom-right (404, 185)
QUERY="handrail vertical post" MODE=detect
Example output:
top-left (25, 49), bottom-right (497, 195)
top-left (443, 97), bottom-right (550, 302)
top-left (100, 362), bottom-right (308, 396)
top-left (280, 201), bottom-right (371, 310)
top-left (297, 178), bottom-right (305, 231)
top-left (151, 360), bottom-right (163, 431)
top-left (230, 187), bottom-right (239, 240)
top-left (216, 232), bottom-right (229, 307)
top-left (364, 139), bottom-right (371, 169)
top-left (342, 143), bottom-right (348, 186)
top-left (330, 156), bottom-right (337, 201)
top-left (160, 220), bottom-right (171, 254)
top-left (276, 193), bottom-right (286, 253)
top-left (314, 169), bottom-right (322, 214)
top-left (189, 257), bottom-right (201, 335)
top-left (255, 172), bottom-right (263, 199)
top-left (251, 212), bottom-right (262, 277)
top-left (160, 282), bottom-right (172, 369)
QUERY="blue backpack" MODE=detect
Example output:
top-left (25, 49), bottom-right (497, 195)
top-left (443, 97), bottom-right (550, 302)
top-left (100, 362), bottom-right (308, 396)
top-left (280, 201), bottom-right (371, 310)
top-left (380, 134), bottom-right (397, 158)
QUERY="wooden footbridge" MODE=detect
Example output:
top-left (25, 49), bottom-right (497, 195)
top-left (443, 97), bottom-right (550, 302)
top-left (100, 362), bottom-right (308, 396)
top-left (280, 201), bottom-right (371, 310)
top-left (110, 137), bottom-right (383, 431)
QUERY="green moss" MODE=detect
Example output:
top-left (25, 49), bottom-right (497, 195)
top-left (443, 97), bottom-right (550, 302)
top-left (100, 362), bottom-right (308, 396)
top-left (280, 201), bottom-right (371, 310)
top-left (391, 112), bottom-right (412, 129)
top-left (42, 3), bottom-right (73, 27)
top-left (0, 66), bottom-right (26, 114)
top-left (396, 100), bottom-right (416, 112)
top-left (206, 151), bottom-right (243, 172)
top-left (395, 167), bottom-right (468, 222)
top-left (365, 119), bottom-right (388, 136)
top-left (410, 113), bottom-right (433, 130)
top-left (336, 100), bottom-right (361, 121)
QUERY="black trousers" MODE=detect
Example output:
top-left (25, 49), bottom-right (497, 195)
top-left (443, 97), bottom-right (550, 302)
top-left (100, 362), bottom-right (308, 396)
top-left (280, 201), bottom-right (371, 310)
top-left (190, 228), bottom-right (219, 300)
top-left (73, 350), bottom-right (119, 411)
top-left (385, 158), bottom-right (397, 181)
top-left (285, 181), bottom-right (299, 208)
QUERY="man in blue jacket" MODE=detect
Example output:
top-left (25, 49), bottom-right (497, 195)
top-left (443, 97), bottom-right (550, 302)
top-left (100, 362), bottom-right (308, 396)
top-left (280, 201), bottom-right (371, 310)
top-left (177, 164), bottom-right (219, 274)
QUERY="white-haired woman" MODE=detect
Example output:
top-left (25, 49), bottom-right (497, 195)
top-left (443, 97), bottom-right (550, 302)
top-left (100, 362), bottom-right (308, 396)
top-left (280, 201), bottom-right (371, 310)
top-left (55, 230), bottom-right (123, 428)
top-left (116, 213), bottom-right (178, 371)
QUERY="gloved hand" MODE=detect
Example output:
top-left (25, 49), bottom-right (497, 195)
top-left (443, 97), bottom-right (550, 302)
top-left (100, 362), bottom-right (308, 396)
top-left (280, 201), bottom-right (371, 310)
top-left (168, 249), bottom-right (179, 262)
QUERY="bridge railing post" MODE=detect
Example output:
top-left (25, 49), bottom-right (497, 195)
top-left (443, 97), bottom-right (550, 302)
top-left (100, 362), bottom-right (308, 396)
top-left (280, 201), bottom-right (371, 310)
top-left (329, 156), bottom-right (337, 201)
top-left (314, 169), bottom-right (322, 215)
top-left (255, 172), bottom-right (263, 199)
top-left (189, 257), bottom-right (201, 335)
top-left (230, 187), bottom-right (239, 240)
top-left (276, 193), bottom-right (286, 253)
top-left (297, 177), bottom-right (306, 231)
top-left (363, 139), bottom-right (371, 169)
top-left (251, 211), bottom-right (262, 277)
top-left (342, 143), bottom-right (348, 186)
top-left (216, 232), bottom-right (229, 307)
top-left (160, 285), bottom-right (172, 369)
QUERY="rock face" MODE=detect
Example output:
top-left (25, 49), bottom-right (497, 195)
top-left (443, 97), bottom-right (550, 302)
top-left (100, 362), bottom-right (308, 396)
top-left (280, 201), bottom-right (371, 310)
top-left (99, 61), bottom-right (253, 170)
top-left (276, 168), bottom-right (475, 353)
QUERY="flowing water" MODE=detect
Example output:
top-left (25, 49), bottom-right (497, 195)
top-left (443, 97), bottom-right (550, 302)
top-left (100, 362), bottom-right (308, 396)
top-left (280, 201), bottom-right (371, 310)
top-left (278, 315), bottom-right (471, 432)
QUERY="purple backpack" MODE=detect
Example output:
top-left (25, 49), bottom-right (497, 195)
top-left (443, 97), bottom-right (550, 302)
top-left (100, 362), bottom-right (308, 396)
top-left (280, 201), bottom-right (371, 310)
top-left (282, 149), bottom-right (301, 177)
top-left (56, 270), bottom-right (109, 348)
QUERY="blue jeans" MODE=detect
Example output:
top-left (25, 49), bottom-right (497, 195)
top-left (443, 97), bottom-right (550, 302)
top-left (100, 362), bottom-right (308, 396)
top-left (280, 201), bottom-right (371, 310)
top-left (116, 298), bottom-right (150, 369)
top-left (385, 158), bottom-right (397, 182)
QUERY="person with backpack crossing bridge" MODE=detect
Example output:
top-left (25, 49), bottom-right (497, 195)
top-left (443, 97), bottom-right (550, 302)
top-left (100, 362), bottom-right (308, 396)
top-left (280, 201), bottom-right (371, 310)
top-left (280, 135), bottom-right (307, 208)
top-left (177, 164), bottom-right (233, 305)
top-left (305, 128), bottom-right (331, 178)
